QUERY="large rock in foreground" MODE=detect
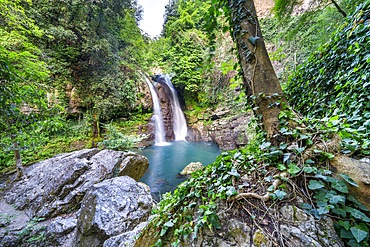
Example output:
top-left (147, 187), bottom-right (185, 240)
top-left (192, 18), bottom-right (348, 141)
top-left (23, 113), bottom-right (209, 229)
top-left (0, 149), bottom-right (151, 247)
top-left (76, 176), bottom-right (153, 247)
top-left (3, 149), bottom-right (149, 218)
top-left (331, 155), bottom-right (370, 209)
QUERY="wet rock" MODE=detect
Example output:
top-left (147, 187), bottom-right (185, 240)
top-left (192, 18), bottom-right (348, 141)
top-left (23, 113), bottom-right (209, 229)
top-left (76, 176), bottom-right (153, 247)
top-left (2, 149), bottom-right (149, 219)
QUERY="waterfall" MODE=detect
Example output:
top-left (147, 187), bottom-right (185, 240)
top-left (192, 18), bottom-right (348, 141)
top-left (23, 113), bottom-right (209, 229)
top-left (144, 76), bottom-right (167, 144)
top-left (162, 75), bottom-right (188, 141)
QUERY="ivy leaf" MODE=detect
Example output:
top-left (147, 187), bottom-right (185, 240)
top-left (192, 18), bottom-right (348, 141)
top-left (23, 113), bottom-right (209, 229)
top-left (339, 228), bottom-right (353, 239)
top-left (347, 195), bottom-right (370, 212)
top-left (208, 213), bottom-right (222, 229)
top-left (283, 153), bottom-right (291, 163)
top-left (273, 190), bottom-right (287, 200)
top-left (259, 142), bottom-right (271, 150)
top-left (305, 159), bottom-right (315, 164)
top-left (332, 207), bottom-right (347, 217)
top-left (228, 168), bottom-right (240, 177)
top-left (317, 205), bottom-right (330, 215)
top-left (164, 220), bottom-right (174, 227)
top-left (303, 166), bottom-right (315, 173)
top-left (337, 220), bottom-right (351, 230)
top-left (350, 225), bottom-right (368, 243)
top-left (339, 174), bottom-right (359, 187)
top-left (294, 147), bottom-right (305, 154)
top-left (277, 163), bottom-right (286, 171)
top-left (329, 195), bottom-right (346, 205)
top-left (308, 180), bottom-right (325, 190)
top-left (287, 164), bottom-right (301, 175)
top-left (347, 239), bottom-right (364, 247)
top-left (348, 208), bottom-right (370, 222)
top-left (331, 179), bottom-right (349, 193)
top-left (226, 186), bottom-right (237, 196)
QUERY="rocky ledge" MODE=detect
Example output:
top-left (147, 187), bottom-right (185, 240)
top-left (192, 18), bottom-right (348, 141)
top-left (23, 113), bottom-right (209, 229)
top-left (0, 149), bottom-right (153, 247)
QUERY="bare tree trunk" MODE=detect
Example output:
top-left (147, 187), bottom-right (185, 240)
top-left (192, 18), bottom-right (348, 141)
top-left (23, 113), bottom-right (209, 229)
top-left (229, 0), bottom-right (288, 144)
top-left (331, 0), bottom-right (347, 17)
top-left (91, 114), bottom-right (100, 148)
top-left (12, 139), bottom-right (24, 179)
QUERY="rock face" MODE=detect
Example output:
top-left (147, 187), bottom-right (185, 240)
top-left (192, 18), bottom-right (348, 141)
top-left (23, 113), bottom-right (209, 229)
top-left (193, 205), bottom-right (343, 246)
top-left (135, 203), bottom-right (343, 247)
top-left (331, 155), bottom-right (370, 209)
top-left (187, 107), bottom-right (252, 150)
top-left (156, 81), bottom-right (175, 141)
top-left (3, 149), bottom-right (149, 218)
top-left (0, 149), bottom-right (152, 247)
top-left (76, 176), bottom-right (153, 247)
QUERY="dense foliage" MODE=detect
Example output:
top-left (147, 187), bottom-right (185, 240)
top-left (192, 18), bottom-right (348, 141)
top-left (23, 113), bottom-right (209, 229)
top-left (147, 114), bottom-right (370, 246)
top-left (0, 0), bottom-right (148, 170)
top-left (285, 2), bottom-right (370, 157)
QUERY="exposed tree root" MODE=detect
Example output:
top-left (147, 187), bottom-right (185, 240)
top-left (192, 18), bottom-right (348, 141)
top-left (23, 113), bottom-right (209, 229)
top-left (228, 172), bottom-right (289, 202)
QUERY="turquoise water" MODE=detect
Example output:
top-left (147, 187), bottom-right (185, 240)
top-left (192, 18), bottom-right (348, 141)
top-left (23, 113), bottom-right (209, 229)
top-left (139, 141), bottom-right (221, 198)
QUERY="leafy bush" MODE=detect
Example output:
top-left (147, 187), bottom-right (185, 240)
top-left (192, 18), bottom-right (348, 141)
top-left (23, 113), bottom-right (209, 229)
top-left (98, 123), bottom-right (146, 151)
top-left (285, 2), bottom-right (370, 157)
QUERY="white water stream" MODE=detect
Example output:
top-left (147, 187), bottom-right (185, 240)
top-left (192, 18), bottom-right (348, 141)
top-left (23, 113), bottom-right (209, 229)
top-left (163, 75), bottom-right (188, 141)
top-left (144, 76), bottom-right (167, 144)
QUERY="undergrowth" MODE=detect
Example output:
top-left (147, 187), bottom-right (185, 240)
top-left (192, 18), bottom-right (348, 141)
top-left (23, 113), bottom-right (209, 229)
top-left (285, 2), bottom-right (370, 158)
top-left (146, 110), bottom-right (369, 246)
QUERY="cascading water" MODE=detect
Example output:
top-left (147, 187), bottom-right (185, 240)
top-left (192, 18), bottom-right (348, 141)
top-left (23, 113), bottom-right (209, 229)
top-left (144, 76), bottom-right (167, 144)
top-left (162, 75), bottom-right (188, 141)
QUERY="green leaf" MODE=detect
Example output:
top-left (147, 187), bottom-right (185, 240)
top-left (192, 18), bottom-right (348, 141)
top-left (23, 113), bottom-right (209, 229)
top-left (346, 207), bottom-right (370, 222)
top-left (283, 153), bottom-right (291, 163)
top-left (287, 164), bottom-right (301, 175)
top-left (350, 225), bottom-right (368, 243)
top-left (339, 174), bottom-right (359, 187)
top-left (226, 186), bottom-right (237, 196)
top-left (228, 168), bottom-right (240, 177)
top-left (347, 195), bottom-right (370, 212)
top-left (332, 207), bottom-right (347, 217)
top-left (308, 180), bottom-right (325, 190)
top-left (164, 220), bottom-right (174, 227)
top-left (338, 220), bottom-right (351, 230)
top-left (277, 163), bottom-right (286, 171)
top-left (329, 195), bottom-right (346, 205)
top-left (259, 142), bottom-right (271, 150)
top-left (273, 190), bottom-right (287, 200)
top-left (303, 166), bottom-right (315, 173)
top-left (331, 179), bottom-right (348, 193)
top-left (208, 213), bottom-right (222, 229)
top-left (347, 239), bottom-right (364, 247)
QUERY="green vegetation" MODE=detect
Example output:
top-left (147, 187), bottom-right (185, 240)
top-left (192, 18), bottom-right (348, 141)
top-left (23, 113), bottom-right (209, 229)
top-left (147, 113), bottom-right (370, 246)
top-left (1, 0), bottom-right (369, 245)
top-left (285, 2), bottom-right (370, 157)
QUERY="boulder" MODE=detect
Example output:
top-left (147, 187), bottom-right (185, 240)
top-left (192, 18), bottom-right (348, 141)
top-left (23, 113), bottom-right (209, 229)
top-left (331, 155), bottom-right (370, 209)
top-left (103, 221), bottom-right (148, 247)
top-left (2, 149), bottom-right (149, 218)
top-left (179, 162), bottom-right (203, 176)
top-left (76, 176), bottom-right (153, 247)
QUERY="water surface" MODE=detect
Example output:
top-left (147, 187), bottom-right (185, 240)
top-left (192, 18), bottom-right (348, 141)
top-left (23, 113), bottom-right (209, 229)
top-left (139, 141), bottom-right (221, 198)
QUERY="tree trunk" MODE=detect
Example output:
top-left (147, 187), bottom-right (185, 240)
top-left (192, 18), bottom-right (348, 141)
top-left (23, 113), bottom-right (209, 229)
top-left (229, 0), bottom-right (287, 144)
top-left (91, 114), bottom-right (100, 148)
top-left (12, 140), bottom-right (24, 178)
